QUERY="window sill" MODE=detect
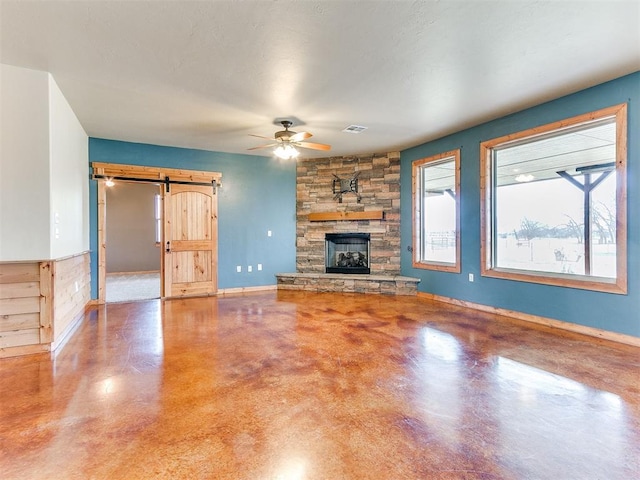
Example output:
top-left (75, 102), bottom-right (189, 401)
top-left (481, 267), bottom-right (626, 295)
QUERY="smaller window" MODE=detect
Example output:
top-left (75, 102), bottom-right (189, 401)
top-left (154, 193), bottom-right (162, 243)
top-left (412, 149), bottom-right (461, 272)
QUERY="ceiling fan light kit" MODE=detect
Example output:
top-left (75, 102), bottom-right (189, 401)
top-left (249, 120), bottom-right (331, 159)
top-left (274, 144), bottom-right (300, 160)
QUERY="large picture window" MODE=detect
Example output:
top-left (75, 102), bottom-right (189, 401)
top-left (480, 104), bottom-right (627, 293)
top-left (412, 149), bottom-right (461, 272)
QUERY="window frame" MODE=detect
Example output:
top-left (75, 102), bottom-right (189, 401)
top-left (412, 149), bottom-right (461, 273)
top-left (479, 103), bottom-right (627, 294)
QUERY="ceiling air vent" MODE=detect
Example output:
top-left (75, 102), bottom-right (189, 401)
top-left (342, 125), bottom-right (368, 134)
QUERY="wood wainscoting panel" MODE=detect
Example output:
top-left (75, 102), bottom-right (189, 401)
top-left (0, 262), bottom-right (40, 284)
top-left (52, 253), bottom-right (91, 346)
top-left (0, 263), bottom-right (44, 354)
top-left (0, 253), bottom-right (91, 357)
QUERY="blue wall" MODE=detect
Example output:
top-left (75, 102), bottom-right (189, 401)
top-left (89, 139), bottom-right (296, 297)
top-left (400, 72), bottom-right (640, 338)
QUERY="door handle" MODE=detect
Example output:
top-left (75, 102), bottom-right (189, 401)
top-left (166, 241), bottom-right (171, 253)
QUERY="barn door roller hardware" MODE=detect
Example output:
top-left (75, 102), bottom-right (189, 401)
top-left (92, 174), bottom-right (218, 193)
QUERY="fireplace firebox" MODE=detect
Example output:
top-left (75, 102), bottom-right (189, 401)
top-left (325, 233), bottom-right (370, 274)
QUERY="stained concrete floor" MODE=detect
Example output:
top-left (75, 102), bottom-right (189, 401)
top-left (0, 291), bottom-right (638, 479)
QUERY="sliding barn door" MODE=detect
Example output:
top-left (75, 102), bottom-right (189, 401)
top-left (163, 184), bottom-right (218, 297)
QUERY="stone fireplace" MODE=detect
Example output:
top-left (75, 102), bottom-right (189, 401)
top-left (276, 151), bottom-right (419, 295)
top-left (295, 152), bottom-right (401, 275)
top-left (325, 233), bottom-right (370, 274)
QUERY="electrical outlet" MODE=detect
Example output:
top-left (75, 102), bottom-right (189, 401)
top-left (236, 265), bottom-right (242, 273)
top-left (267, 230), bottom-right (272, 237)
top-left (468, 273), bottom-right (474, 282)
top-left (257, 264), bottom-right (262, 271)
top-left (248, 265), bottom-right (252, 273)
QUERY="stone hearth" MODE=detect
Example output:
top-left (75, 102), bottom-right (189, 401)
top-left (276, 273), bottom-right (419, 295)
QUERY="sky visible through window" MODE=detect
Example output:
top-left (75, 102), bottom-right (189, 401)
top-left (422, 194), bottom-right (456, 263)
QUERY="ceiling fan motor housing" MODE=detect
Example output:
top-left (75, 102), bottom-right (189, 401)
top-left (275, 130), bottom-right (295, 141)
top-left (275, 121), bottom-right (295, 141)
top-left (247, 120), bottom-right (329, 152)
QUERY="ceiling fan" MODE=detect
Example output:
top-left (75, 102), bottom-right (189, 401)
top-left (248, 120), bottom-right (331, 159)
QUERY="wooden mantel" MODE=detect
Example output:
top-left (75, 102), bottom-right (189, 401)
top-left (308, 211), bottom-right (384, 222)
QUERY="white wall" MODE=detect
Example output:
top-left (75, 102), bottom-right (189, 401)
top-left (0, 64), bottom-right (51, 260)
top-left (49, 76), bottom-right (89, 259)
top-left (0, 64), bottom-right (88, 261)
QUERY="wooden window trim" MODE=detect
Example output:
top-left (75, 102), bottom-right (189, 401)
top-left (479, 103), bottom-right (628, 294)
top-left (412, 149), bottom-right (461, 273)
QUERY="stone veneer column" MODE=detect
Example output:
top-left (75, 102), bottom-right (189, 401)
top-left (296, 152), bottom-right (401, 274)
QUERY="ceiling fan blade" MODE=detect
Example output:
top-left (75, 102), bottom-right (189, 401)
top-left (249, 133), bottom-right (274, 140)
top-left (289, 131), bottom-right (312, 142)
top-left (298, 141), bottom-right (331, 151)
top-left (247, 143), bottom-right (277, 150)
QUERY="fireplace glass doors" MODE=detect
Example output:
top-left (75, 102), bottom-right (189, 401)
top-left (325, 233), bottom-right (370, 274)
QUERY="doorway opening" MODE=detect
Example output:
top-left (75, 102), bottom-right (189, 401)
top-left (105, 182), bottom-right (161, 303)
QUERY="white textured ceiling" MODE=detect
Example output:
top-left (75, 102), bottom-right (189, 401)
top-left (1, 1), bottom-right (639, 159)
